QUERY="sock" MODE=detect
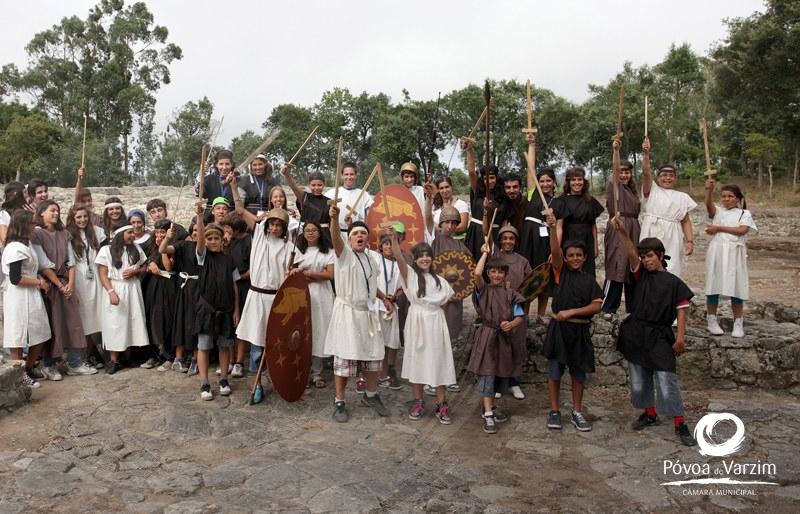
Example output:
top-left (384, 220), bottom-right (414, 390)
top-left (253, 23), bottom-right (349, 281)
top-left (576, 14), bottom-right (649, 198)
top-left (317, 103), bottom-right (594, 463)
top-left (484, 411), bottom-right (494, 418)
top-left (334, 397), bottom-right (344, 404)
top-left (646, 407), bottom-right (657, 418)
top-left (365, 390), bottom-right (377, 398)
top-left (674, 415), bottom-right (684, 428)
top-left (202, 379), bottom-right (210, 386)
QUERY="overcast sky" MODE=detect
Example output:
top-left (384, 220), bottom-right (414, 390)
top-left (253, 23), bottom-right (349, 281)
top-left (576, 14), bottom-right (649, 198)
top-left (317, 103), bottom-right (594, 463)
top-left (2, 0), bottom-right (764, 145)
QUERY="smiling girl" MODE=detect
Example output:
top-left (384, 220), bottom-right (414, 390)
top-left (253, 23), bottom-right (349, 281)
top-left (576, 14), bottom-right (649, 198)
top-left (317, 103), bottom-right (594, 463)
top-left (554, 168), bottom-right (604, 278)
top-left (103, 197), bottom-right (125, 238)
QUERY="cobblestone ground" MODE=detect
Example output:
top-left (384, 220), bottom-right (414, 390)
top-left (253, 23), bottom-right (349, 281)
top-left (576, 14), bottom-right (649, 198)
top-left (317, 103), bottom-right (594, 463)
top-left (0, 354), bottom-right (798, 513)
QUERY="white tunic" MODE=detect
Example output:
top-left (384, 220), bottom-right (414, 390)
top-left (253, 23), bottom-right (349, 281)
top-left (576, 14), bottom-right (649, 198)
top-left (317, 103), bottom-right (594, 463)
top-left (399, 266), bottom-right (456, 386)
top-left (68, 226), bottom-right (107, 335)
top-left (323, 245), bottom-right (383, 361)
top-left (293, 246), bottom-right (335, 358)
top-left (324, 187), bottom-right (373, 229)
top-left (2, 242), bottom-right (51, 348)
top-left (235, 221), bottom-right (292, 347)
top-left (370, 249), bottom-right (402, 350)
top-left (705, 206), bottom-right (757, 300)
top-left (95, 245), bottom-right (149, 352)
top-left (639, 183), bottom-right (697, 277)
top-left (432, 198), bottom-right (470, 228)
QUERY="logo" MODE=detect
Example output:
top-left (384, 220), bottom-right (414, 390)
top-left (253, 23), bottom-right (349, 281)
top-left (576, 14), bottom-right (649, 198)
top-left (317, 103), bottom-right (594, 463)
top-left (661, 412), bottom-right (778, 490)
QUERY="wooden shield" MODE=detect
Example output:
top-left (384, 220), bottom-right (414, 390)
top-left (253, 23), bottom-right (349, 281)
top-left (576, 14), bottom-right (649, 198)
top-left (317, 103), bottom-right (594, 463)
top-left (366, 184), bottom-right (425, 253)
top-left (433, 251), bottom-right (476, 301)
top-left (265, 273), bottom-right (313, 402)
top-left (517, 262), bottom-right (551, 302)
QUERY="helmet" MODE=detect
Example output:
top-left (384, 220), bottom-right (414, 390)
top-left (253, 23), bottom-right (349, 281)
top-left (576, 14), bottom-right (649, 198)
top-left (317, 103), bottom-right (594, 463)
top-left (266, 208), bottom-right (289, 224)
top-left (439, 206), bottom-right (461, 224)
top-left (400, 162), bottom-right (418, 176)
top-left (497, 225), bottom-right (519, 239)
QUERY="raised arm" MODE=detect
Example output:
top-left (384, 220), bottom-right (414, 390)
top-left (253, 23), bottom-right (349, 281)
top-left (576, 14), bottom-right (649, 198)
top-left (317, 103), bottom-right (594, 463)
top-left (329, 204), bottom-right (344, 258)
top-left (423, 182), bottom-right (436, 234)
top-left (704, 177), bottom-right (716, 219)
top-left (281, 164), bottom-right (306, 209)
top-left (390, 228), bottom-right (409, 285)
top-left (194, 201), bottom-right (206, 255)
top-left (74, 166), bottom-right (85, 206)
top-left (227, 173), bottom-right (258, 230)
top-left (547, 213), bottom-right (563, 270)
top-left (159, 224), bottom-right (177, 256)
top-left (525, 131), bottom-right (536, 192)
top-left (464, 139), bottom-right (478, 193)
top-left (473, 242), bottom-right (490, 290)
top-left (641, 137), bottom-right (652, 196)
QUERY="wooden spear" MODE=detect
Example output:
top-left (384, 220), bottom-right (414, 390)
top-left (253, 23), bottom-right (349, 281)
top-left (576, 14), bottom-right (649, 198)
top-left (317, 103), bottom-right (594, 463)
top-left (522, 80), bottom-right (551, 217)
top-left (462, 106), bottom-right (488, 144)
top-left (484, 80), bottom-right (492, 201)
top-left (80, 112), bottom-right (88, 168)
top-left (346, 163), bottom-right (380, 215)
top-left (376, 163), bottom-right (394, 229)
top-left (611, 86), bottom-right (625, 222)
top-left (644, 95), bottom-right (649, 139)
top-left (702, 117), bottom-right (716, 177)
top-left (197, 144), bottom-right (209, 200)
top-left (286, 126), bottom-right (320, 167)
top-left (328, 136), bottom-right (344, 208)
top-left (236, 129), bottom-right (282, 175)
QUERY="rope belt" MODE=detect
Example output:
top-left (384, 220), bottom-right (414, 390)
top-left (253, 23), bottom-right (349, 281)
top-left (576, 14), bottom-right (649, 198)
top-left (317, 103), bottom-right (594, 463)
top-left (178, 272), bottom-right (198, 288)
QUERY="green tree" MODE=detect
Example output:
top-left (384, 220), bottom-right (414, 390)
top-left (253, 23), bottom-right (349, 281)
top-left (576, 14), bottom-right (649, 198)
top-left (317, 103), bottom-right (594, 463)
top-left (0, 111), bottom-right (62, 183)
top-left (151, 97), bottom-right (213, 185)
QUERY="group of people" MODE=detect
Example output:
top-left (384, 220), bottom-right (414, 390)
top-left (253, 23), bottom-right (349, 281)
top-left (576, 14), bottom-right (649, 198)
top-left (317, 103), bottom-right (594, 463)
top-left (1, 131), bottom-right (757, 446)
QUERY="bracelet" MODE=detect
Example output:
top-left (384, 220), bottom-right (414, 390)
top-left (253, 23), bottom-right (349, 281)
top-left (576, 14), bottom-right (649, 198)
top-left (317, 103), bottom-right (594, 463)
top-left (686, 240), bottom-right (694, 244)
top-left (107, 289), bottom-right (116, 294)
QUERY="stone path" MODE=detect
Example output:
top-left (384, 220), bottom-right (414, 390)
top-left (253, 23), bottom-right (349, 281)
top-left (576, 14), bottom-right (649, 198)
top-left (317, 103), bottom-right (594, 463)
top-left (1, 356), bottom-right (798, 513)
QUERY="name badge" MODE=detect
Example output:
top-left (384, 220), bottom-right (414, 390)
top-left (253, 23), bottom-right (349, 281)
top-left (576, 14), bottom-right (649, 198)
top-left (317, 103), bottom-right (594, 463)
top-left (257, 210), bottom-right (266, 217)
top-left (539, 226), bottom-right (549, 237)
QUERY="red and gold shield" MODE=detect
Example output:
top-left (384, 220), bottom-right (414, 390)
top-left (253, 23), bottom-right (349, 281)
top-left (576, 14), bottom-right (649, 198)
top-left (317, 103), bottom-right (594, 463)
top-left (517, 262), bottom-right (551, 302)
top-left (433, 251), bottom-right (476, 301)
top-left (366, 184), bottom-right (425, 253)
top-left (265, 272), bottom-right (313, 402)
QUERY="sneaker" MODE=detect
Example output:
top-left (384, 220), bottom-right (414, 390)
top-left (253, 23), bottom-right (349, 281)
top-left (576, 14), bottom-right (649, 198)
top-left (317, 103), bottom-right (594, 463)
top-left (87, 356), bottom-right (104, 369)
top-left (66, 362), bottom-right (99, 376)
top-left (332, 400), bottom-right (349, 423)
top-left (356, 377), bottom-right (366, 395)
top-left (492, 408), bottom-right (508, 423)
top-left (435, 402), bottom-right (452, 425)
top-left (215, 364), bottom-right (233, 376)
top-left (602, 312), bottom-right (614, 321)
top-left (231, 363), bottom-right (244, 378)
top-left (105, 361), bottom-right (122, 375)
top-left (362, 393), bottom-right (390, 417)
top-left (547, 410), bottom-right (562, 429)
top-left (424, 385), bottom-right (437, 397)
top-left (707, 314), bottom-right (724, 336)
top-left (252, 384), bottom-right (264, 404)
top-left (631, 411), bottom-right (660, 431)
top-left (139, 357), bottom-right (158, 369)
top-left (731, 318), bottom-right (744, 338)
top-left (200, 383), bottom-right (213, 401)
top-left (676, 422), bottom-right (696, 446)
top-left (22, 372), bottom-right (41, 389)
top-left (157, 360), bottom-right (173, 372)
top-left (571, 411), bottom-right (592, 432)
top-left (171, 360), bottom-right (187, 373)
top-left (494, 392), bottom-right (502, 399)
top-left (219, 379), bottom-right (231, 396)
top-left (41, 365), bottom-right (63, 381)
top-left (32, 366), bottom-right (46, 380)
top-left (386, 376), bottom-right (402, 390)
top-left (187, 359), bottom-right (198, 377)
top-left (483, 413), bottom-right (497, 434)
top-left (447, 384), bottom-right (461, 393)
top-left (510, 385), bottom-right (525, 400)
top-left (409, 400), bottom-right (425, 420)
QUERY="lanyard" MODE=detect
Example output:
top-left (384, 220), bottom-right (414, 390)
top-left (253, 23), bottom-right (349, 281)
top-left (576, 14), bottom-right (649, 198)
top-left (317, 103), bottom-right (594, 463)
top-left (354, 251), bottom-right (372, 296)
top-left (84, 232), bottom-right (94, 280)
top-left (381, 254), bottom-right (395, 293)
top-left (251, 175), bottom-right (265, 207)
top-left (218, 176), bottom-right (230, 199)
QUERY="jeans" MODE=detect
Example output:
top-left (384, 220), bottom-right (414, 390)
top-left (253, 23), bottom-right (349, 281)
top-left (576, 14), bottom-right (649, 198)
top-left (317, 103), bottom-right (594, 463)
top-left (628, 361), bottom-right (684, 416)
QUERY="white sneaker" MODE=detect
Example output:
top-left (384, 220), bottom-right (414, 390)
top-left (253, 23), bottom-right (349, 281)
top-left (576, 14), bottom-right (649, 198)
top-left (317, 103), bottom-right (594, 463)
top-left (157, 361), bottom-right (172, 372)
top-left (200, 384), bottom-right (213, 401)
top-left (66, 363), bottom-right (99, 376)
top-left (219, 379), bottom-right (231, 396)
top-left (424, 385), bottom-right (437, 397)
top-left (22, 372), bottom-right (41, 389)
top-left (510, 385), bottom-right (525, 400)
top-left (494, 392), bottom-right (502, 399)
top-left (231, 363), bottom-right (244, 378)
top-left (215, 364), bottom-right (233, 376)
top-left (707, 315), bottom-right (724, 336)
top-left (731, 318), bottom-right (744, 338)
top-left (41, 365), bottom-right (63, 381)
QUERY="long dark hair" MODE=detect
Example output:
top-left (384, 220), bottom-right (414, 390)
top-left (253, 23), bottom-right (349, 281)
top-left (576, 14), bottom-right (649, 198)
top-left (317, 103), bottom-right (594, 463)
top-left (35, 200), bottom-right (64, 230)
top-left (433, 177), bottom-right (452, 209)
top-left (103, 196), bottom-right (124, 233)
top-left (66, 203), bottom-right (100, 260)
top-left (2, 182), bottom-right (27, 212)
top-left (109, 226), bottom-right (139, 269)
top-left (721, 184), bottom-right (747, 209)
top-left (296, 221), bottom-right (331, 254)
top-left (410, 242), bottom-right (440, 298)
top-left (7, 209), bottom-right (33, 245)
top-left (562, 167), bottom-right (591, 200)
top-left (619, 160), bottom-right (638, 195)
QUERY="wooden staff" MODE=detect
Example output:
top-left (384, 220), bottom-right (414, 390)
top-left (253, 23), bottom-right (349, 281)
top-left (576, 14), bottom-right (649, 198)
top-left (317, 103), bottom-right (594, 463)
top-left (611, 86), bottom-right (625, 222)
top-left (702, 117), bottom-right (716, 177)
top-left (236, 129), bottom-right (282, 175)
top-left (286, 126), bottom-right (320, 167)
top-left (522, 80), bottom-right (551, 217)
top-left (173, 175), bottom-right (187, 221)
top-left (197, 144), bottom-right (209, 200)
top-left (328, 136), bottom-right (344, 207)
top-left (376, 163), bottom-right (394, 228)
top-left (644, 95), bottom-right (649, 138)
top-left (462, 106), bottom-right (488, 144)
top-left (80, 113), bottom-right (88, 168)
top-left (484, 207), bottom-right (498, 246)
top-left (346, 163), bottom-right (380, 215)
top-left (484, 80), bottom-right (492, 201)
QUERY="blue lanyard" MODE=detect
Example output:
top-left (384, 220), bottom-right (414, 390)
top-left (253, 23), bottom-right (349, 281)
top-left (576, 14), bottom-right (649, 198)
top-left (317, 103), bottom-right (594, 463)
top-left (218, 176), bottom-right (230, 198)
top-left (251, 175), bottom-right (265, 206)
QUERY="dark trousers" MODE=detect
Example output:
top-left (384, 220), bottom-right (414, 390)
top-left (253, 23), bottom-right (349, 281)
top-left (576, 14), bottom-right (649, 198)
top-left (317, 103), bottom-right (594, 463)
top-left (602, 280), bottom-right (636, 314)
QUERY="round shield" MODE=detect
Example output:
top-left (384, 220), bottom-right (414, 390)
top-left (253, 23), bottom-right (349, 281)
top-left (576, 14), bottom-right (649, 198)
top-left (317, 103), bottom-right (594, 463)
top-left (517, 262), bottom-right (551, 302)
top-left (432, 251), bottom-right (476, 301)
top-left (366, 184), bottom-right (425, 253)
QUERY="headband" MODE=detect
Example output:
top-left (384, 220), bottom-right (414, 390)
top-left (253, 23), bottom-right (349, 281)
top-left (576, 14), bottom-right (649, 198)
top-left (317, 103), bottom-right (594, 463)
top-left (349, 226), bottom-right (368, 237)
top-left (127, 208), bottom-right (146, 221)
top-left (112, 225), bottom-right (134, 237)
top-left (105, 202), bottom-right (124, 211)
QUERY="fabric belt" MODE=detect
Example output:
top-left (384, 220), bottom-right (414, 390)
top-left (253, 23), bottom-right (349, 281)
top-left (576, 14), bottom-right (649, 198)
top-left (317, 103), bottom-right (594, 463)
top-left (320, 223), bottom-right (330, 228)
top-left (470, 217), bottom-right (500, 228)
top-left (178, 272), bottom-right (198, 288)
top-left (642, 212), bottom-right (681, 223)
top-left (249, 284), bottom-right (278, 295)
top-left (525, 216), bottom-right (546, 226)
top-left (337, 297), bottom-right (382, 337)
top-left (157, 270), bottom-right (176, 279)
top-left (564, 318), bottom-right (591, 324)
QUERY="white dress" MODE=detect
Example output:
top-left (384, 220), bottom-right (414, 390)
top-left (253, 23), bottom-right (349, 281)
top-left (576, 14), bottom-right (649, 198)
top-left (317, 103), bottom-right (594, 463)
top-left (399, 266), bottom-right (456, 386)
top-left (370, 249), bottom-right (401, 350)
top-left (639, 183), bottom-right (697, 277)
top-left (68, 226), bottom-right (107, 335)
top-left (322, 245), bottom-right (383, 361)
top-left (95, 245), bottom-right (150, 352)
top-left (2, 242), bottom-right (51, 348)
top-left (705, 206), bottom-right (757, 300)
top-left (432, 198), bottom-right (470, 227)
top-left (324, 187), bottom-right (373, 228)
top-left (235, 221), bottom-right (293, 348)
top-left (293, 246), bottom-right (335, 358)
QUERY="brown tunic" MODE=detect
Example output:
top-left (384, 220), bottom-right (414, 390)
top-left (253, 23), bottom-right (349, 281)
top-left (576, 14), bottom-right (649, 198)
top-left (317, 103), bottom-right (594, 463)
top-left (31, 227), bottom-right (86, 357)
top-left (493, 248), bottom-right (532, 367)
top-left (467, 285), bottom-right (526, 377)
top-left (432, 233), bottom-right (470, 341)
top-left (604, 181), bottom-right (641, 283)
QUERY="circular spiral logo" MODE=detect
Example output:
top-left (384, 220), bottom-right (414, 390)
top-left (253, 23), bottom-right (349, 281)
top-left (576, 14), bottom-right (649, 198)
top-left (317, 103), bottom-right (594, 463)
top-left (693, 413), bottom-right (746, 457)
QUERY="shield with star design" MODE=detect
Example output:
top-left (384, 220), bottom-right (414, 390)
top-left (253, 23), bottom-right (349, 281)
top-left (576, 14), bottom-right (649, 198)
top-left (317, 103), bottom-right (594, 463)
top-left (366, 184), bottom-right (425, 253)
top-left (265, 272), bottom-right (313, 402)
top-left (432, 250), bottom-right (476, 300)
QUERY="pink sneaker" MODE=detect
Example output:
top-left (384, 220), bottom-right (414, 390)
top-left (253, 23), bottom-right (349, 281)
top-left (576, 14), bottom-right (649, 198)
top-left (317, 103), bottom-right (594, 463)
top-left (409, 401), bottom-right (425, 420)
top-left (436, 402), bottom-right (452, 425)
top-left (356, 377), bottom-right (366, 395)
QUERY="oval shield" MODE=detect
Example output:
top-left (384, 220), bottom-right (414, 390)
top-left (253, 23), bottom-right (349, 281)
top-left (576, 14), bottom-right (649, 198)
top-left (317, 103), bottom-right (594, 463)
top-left (366, 184), bottom-right (425, 253)
top-left (517, 262), bottom-right (551, 302)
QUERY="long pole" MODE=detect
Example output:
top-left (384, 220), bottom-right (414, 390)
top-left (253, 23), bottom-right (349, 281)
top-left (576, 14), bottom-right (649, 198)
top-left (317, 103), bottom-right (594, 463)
top-left (483, 80), bottom-right (492, 201)
top-left (644, 95), bottom-right (649, 138)
top-left (287, 126), bottom-right (320, 167)
top-left (702, 117), bottom-right (716, 177)
top-left (80, 113), bottom-right (88, 168)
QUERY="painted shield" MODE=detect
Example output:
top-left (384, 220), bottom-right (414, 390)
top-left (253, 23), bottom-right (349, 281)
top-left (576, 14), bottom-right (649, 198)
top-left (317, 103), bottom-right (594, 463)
top-left (265, 272), bottom-right (313, 402)
top-left (517, 262), bottom-right (551, 302)
top-left (433, 251), bottom-right (476, 301)
top-left (366, 184), bottom-right (425, 253)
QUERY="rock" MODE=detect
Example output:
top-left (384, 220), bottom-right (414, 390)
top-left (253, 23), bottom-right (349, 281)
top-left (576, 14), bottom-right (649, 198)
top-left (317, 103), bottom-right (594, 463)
top-left (505, 439), bottom-right (562, 458)
top-left (307, 485), bottom-right (381, 513)
top-left (121, 491), bottom-right (146, 504)
top-left (75, 445), bottom-right (102, 459)
top-left (597, 349), bottom-right (624, 366)
top-left (27, 456), bottom-right (74, 474)
top-left (202, 469), bottom-right (246, 488)
top-left (12, 458), bottom-right (32, 470)
top-left (163, 500), bottom-right (218, 514)
top-left (147, 473), bottom-right (202, 495)
top-left (0, 362), bottom-right (31, 409)
top-left (591, 365), bottom-right (628, 386)
top-left (469, 485), bottom-right (517, 502)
